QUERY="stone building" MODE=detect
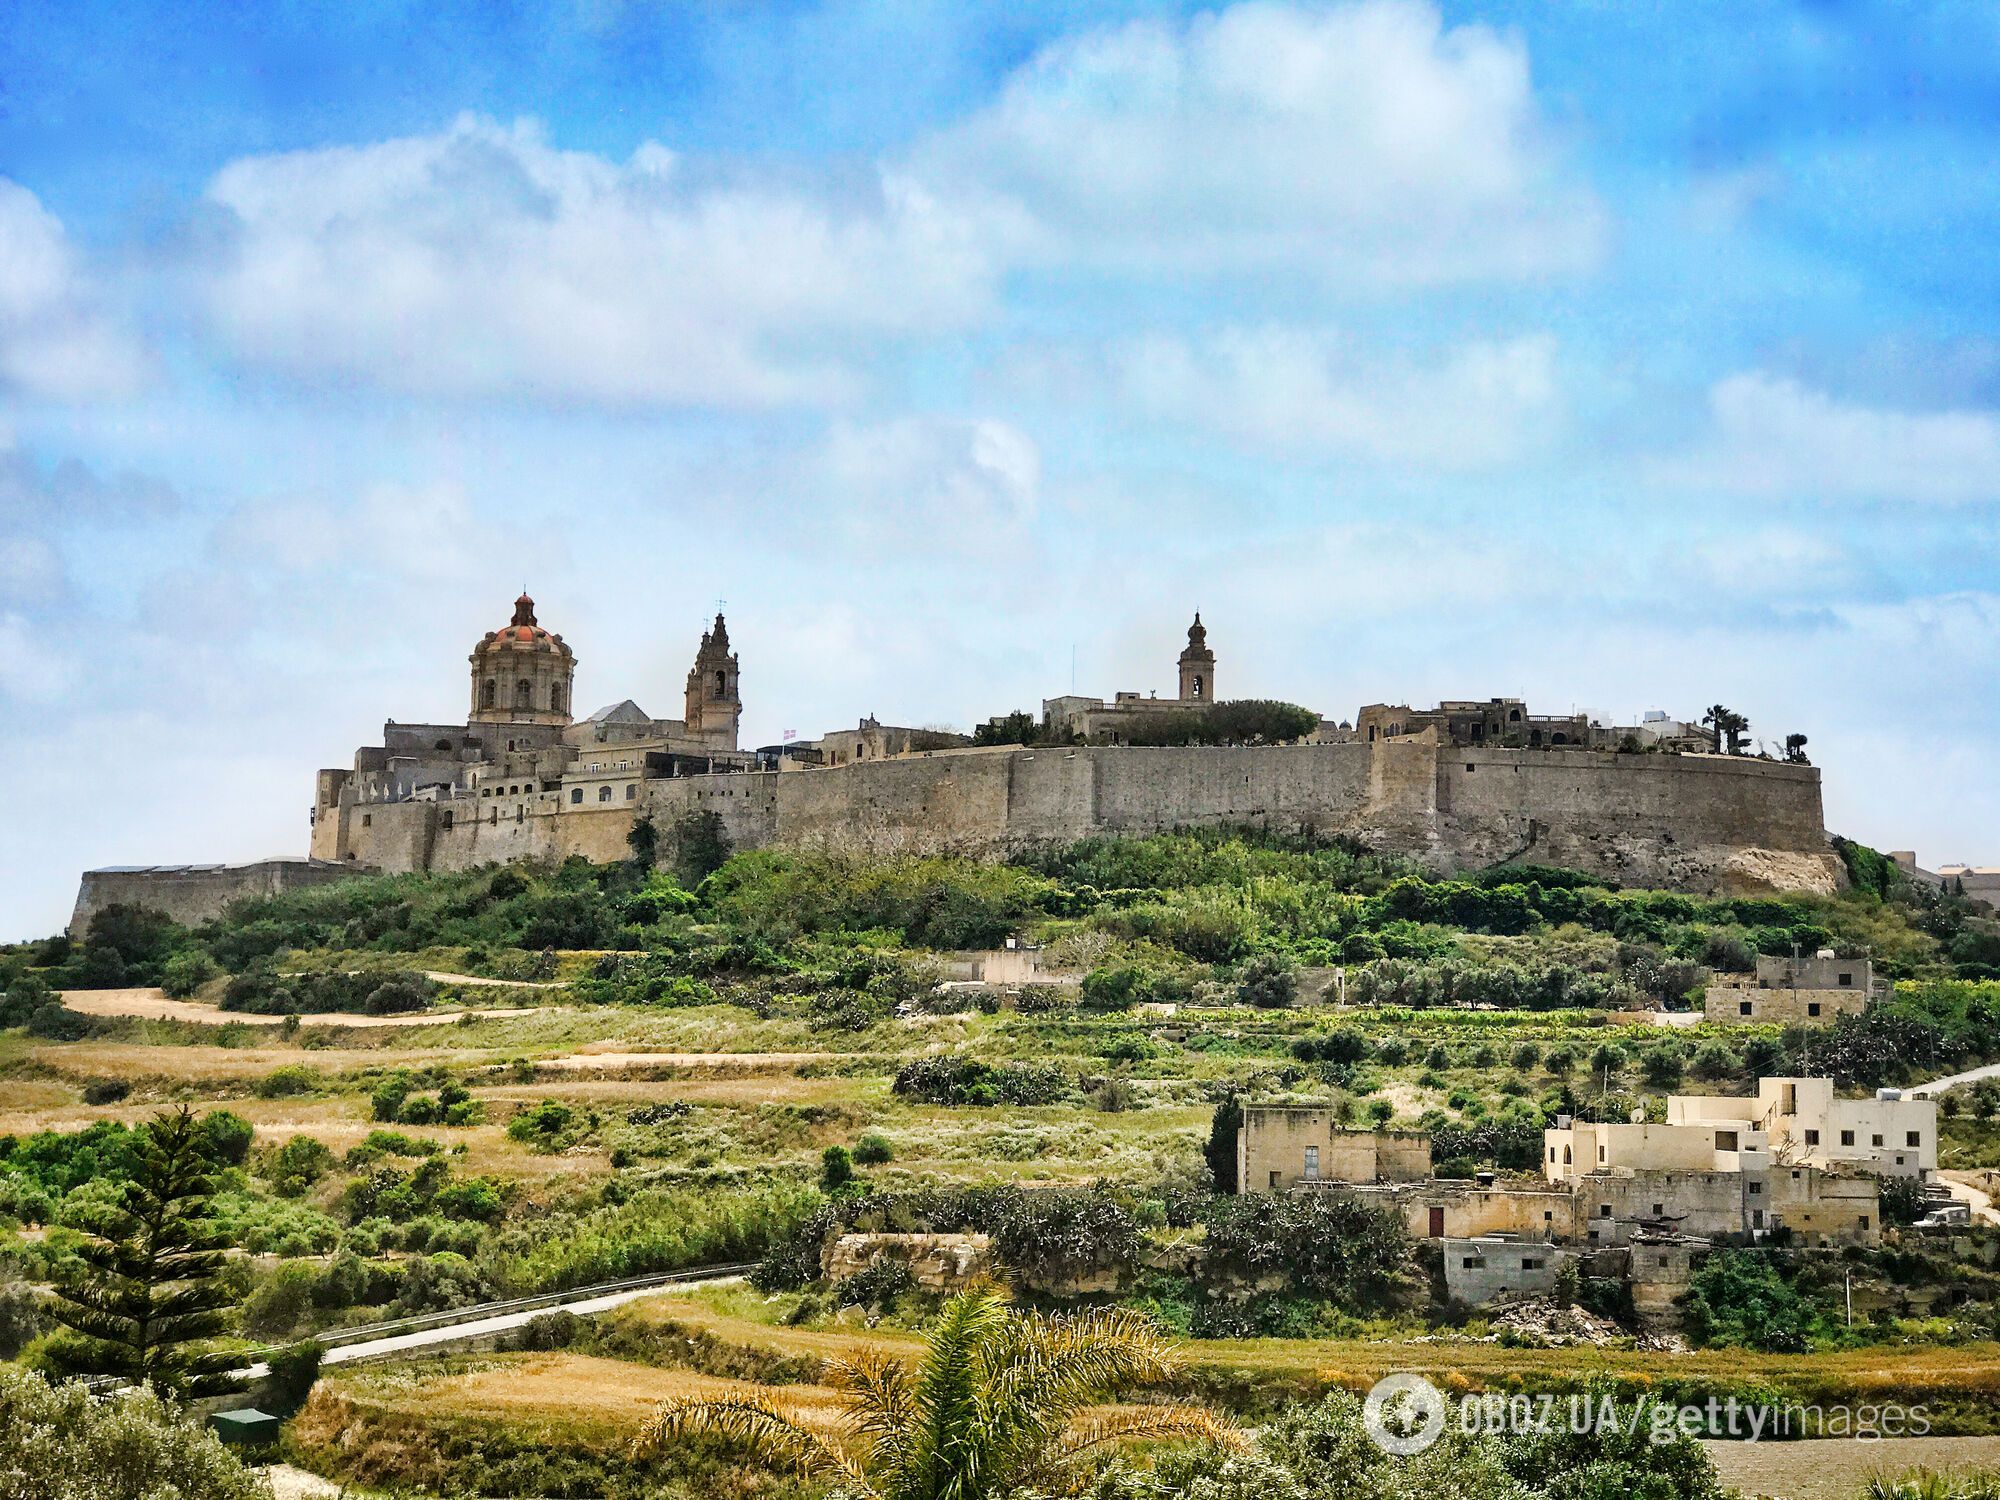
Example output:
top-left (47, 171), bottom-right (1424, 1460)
top-left (79, 597), bottom-right (1852, 921)
top-left (1703, 951), bottom-right (1878, 1025)
top-left (1236, 1108), bottom-right (1431, 1191)
top-left (1042, 616), bottom-right (1245, 742)
top-left (470, 594), bottom-right (575, 727)
top-left (1356, 697), bottom-right (1591, 749)
top-left (1545, 1076), bottom-right (1935, 1185)
top-left (311, 594), bottom-right (756, 864)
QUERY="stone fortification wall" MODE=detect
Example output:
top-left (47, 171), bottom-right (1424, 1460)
top-left (318, 741), bottom-right (1840, 895)
top-left (69, 859), bottom-right (369, 937)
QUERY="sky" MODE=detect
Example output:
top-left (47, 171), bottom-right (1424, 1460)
top-left (4, 0), bottom-right (2000, 940)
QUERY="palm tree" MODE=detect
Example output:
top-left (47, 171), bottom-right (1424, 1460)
top-left (1701, 704), bottom-right (1750, 755)
top-left (634, 1287), bottom-right (1238, 1498)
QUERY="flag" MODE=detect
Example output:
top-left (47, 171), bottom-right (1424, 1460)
top-left (782, 729), bottom-right (797, 741)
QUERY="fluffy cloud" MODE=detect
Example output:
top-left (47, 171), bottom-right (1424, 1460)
top-left (194, 115), bottom-right (993, 407)
top-left (915, 0), bottom-right (1603, 282)
top-left (1675, 373), bottom-right (2000, 503)
top-left (1085, 326), bottom-right (1558, 467)
top-left (0, 179), bottom-right (148, 400)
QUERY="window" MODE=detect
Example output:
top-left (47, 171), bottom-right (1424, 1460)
top-left (1597, 1145), bottom-right (1605, 1162)
top-left (1599, 1203), bottom-right (1612, 1218)
top-left (1563, 1145), bottom-right (1572, 1164)
top-left (1739, 1000), bottom-right (1754, 1016)
top-left (1748, 1181), bottom-right (1762, 1195)
top-left (1269, 1171), bottom-right (1281, 1189)
top-left (516, 679), bottom-right (531, 708)
top-left (1838, 972), bottom-right (1853, 986)
top-left (1461, 1256), bottom-right (1485, 1269)
top-left (1859, 1215), bottom-right (1870, 1230)
top-left (1716, 1130), bottom-right (1739, 1151)
top-left (1840, 1129), bottom-right (1855, 1146)
top-left (1652, 1203), bottom-right (1664, 1216)
top-left (1548, 1147), bottom-right (1556, 1163)
top-left (361, 813), bottom-right (372, 827)
top-left (441, 810), bottom-right (453, 829)
top-left (551, 687), bottom-right (564, 714)
top-left (1543, 1210), bottom-right (1553, 1221)
top-left (1521, 1258), bottom-right (1542, 1271)
top-left (570, 788), bottom-right (583, 805)
top-left (1752, 1209), bottom-right (1765, 1228)
top-left (1807, 1002), bottom-right (1822, 1017)
top-left (1871, 1133), bottom-right (1884, 1147)
top-left (1303, 1146), bottom-right (1319, 1180)
top-left (625, 784), bottom-right (637, 800)
top-left (598, 786), bottom-right (613, 802)
top-left (1907, 1131), bottom-right (1921, 1147)
top-left (482, 679), bottom-right (496, 708)
top-left (1192, 674), bottom-right (1203, 697)
top-left (1805, 1129), bottom-right (1820, 1146)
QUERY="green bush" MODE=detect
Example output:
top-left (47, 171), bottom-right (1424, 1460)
top-left (0, 1363), bottom-right (271, 1499)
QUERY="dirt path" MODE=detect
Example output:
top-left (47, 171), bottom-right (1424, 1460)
top-left (420, 969), bottom-right (558, 989)
top-left (1703, 1434), bottom-right (2000, 1499)
top-left (539, 1049), bottom-right (860, 1071)
top-left (60, 988), bottom-right (542, 1029)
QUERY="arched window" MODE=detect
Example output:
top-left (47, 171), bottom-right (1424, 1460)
top-left (516, 679), bottom-right (532, 708)
top-left (1192, 675), bottom-right (1203, 698)
top-left (482, 679), bottom-right (496, 708)
top-left (570, 788), bottom-right (583, 805)
top-left (1509, 708), bottom-right (1521, 722)
top-left (551, 686), bottom-right (564, 714)
top-left (598, 785), bottom-right (612, 802)
top-left (1551, 732), bottom-right (1569, 746)
top-left (715, 669), bottom-right (727, 695)
top-left (1563, 1145), bottom-right (1572, 1165)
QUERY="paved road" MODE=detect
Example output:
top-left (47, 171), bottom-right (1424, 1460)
top-left (237, 1268), bottom-right (748, 1379)
top-left (1906, 1059), bottom-right (2000, 1098)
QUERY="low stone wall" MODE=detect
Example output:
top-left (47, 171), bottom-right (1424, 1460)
top-left (69, 859), bottom-right (372, 937)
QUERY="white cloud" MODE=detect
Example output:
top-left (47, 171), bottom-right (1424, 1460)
top-left (1675, 372), bottom-right (2000, 503)
top-left (209, 480), bottom-right (512, 584)
top-left (195, 115), bottom-right (993, 407)
top-left (1095, 326), bottom-right (1557, 466)
top-left (815, 415), bottom-right (1041, 543)
top-left (914, 0), bottom-right (1603, 283)
top-left (0, 179), bottom-right (148, 400)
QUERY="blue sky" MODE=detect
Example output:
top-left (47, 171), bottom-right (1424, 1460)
top-left (4, 0), bottom-right (2000, 939)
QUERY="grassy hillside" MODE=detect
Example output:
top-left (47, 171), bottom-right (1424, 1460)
top-left (6, 829), bottom-right (2000, 1492)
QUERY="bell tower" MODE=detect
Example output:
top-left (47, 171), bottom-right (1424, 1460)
top-left (684, 613), bottom-right (742, 749)
top-left (1177, 613), bottom-right (1214, 703)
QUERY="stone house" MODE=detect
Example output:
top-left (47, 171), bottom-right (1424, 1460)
top-left (1236, 1109), bottom-right (1431, 1192)
top-left (1442, 1235), bottom-right (1573, 1306)
top-left (1703, 951), bottom-right (1877, 1025)
top-left (1546, 1076), bottom-right (1935, 1185)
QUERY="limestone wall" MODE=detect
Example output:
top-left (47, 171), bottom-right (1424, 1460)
top-left (313, 740), bottom-right (1839, 896)
top-left (69, 859), bottom-right (370, 937)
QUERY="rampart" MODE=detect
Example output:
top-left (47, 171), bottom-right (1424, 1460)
top-left (314, 741), bottom-right (1840, 895)
top-left (68, 859), bottom-right (371, 937)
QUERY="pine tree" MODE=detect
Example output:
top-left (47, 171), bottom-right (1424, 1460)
top-left (47, 1105), bottom-right (238, 1398)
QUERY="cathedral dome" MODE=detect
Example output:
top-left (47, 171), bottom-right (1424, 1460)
top-left (470, 593), bottom-right (576, 725)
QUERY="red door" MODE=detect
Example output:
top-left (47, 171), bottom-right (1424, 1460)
top-left (1428, 1207), bottom-right (1445, 1238)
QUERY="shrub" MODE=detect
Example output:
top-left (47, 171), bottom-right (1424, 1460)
top-left (159, 950), bottom-right (221, 998)
top-left (1201, 1192), bottom-right (1410, 1306)
top-left (1236, 953), bottom-right (1298, 1008)
top-left (853, 1133), bottom-right (894, 1166)
top-left (0, 1363), bottom-right (271, 1499)
top-left (891, 1056), bottom-right (1070, 1107)
top-left (820, 1145), bottom-right (855, 1191)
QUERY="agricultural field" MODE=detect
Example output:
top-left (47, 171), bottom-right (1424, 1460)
top-left (6, 826), bottom-right (2000, 1497)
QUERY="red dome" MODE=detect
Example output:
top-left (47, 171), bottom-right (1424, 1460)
top-left (474, 594), bottom-right (570, 656)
